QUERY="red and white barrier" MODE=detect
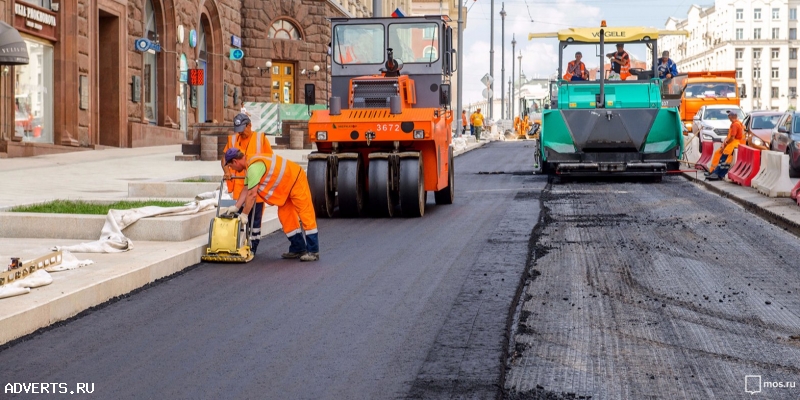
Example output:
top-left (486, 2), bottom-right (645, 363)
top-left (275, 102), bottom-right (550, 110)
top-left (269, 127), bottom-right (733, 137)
top-left (790, 180), bottom-right (800, 206)
top-left (752, 150), bottom-right (796, 197)
top-left (694, 140), bottom-right (715, 171)
top-left (728, 145), bottom-right (762, 187)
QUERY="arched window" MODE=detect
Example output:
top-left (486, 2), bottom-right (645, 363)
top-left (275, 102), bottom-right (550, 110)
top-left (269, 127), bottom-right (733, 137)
top-left (268, 19), bottom-right (301, 40)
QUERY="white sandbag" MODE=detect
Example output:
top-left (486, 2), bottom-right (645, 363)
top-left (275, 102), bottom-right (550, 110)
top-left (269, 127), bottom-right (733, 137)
top-left (0, 270), bottom-right (53, 300)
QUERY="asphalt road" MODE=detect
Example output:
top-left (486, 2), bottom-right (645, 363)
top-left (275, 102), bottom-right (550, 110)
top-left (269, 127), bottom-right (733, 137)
top-left (1, 141), bottom-right (544, 400)
top-left (505, 177), bottom-right (800, 399)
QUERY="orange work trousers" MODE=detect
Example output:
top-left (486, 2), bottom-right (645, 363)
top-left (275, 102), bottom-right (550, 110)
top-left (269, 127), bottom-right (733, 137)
top-left (709, 140), bottom-right (741, 171)
top-left (277, 170), bottom-right (318, 238)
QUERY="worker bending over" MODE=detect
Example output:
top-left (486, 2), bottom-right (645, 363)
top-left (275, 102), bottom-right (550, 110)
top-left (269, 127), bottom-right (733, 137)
top-left (706, 110), bottom-right (744, 180)
top-left (220, 113), bottom-right (273, 254)
top-left (224, 148), bottom-right (320, 262)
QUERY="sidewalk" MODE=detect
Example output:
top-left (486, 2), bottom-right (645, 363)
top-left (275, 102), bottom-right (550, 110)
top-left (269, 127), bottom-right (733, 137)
top-left (0, 140), bottom-right (487, 345)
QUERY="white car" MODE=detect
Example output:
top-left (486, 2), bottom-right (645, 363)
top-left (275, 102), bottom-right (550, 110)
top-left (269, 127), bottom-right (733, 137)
top-left (692, 105), bottom-right (745, 147)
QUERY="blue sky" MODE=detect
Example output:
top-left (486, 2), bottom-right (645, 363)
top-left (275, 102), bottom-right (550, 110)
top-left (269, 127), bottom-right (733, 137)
top-left (459, 0), bottom-right (700, 105)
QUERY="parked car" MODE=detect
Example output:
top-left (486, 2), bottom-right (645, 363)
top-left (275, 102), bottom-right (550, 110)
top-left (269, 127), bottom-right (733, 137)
top-left (692, 105), bottom-right (745, 148)
top-left (743, 110), bottom-right (782, 150)
top-left (770, 110), bottom-right (800, 177)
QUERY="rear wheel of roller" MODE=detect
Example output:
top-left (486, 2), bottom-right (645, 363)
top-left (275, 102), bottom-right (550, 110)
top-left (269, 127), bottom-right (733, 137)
top-left (369, 158), bottom-right (396, 217)
top-left (400, 157), bottom-right (426, 217)
top-left (338, 157), bottom-right (366, 217)
top-left (308, 158), bottom-right (335, 218)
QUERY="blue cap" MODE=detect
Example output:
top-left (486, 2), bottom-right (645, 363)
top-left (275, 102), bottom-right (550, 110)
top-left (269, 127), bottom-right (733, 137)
top-left (233, 113), bottom-right (251, 133)
top-left (224, 148), bottom-right (241, 165)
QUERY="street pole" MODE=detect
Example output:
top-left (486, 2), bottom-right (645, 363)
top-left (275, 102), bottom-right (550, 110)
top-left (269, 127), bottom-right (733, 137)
top-left (507, 78), bottom-right (511, 119)
top-left (456, 0), bottom-right (464, 136)
top-left (489, 0), bottom-right (494, 119)
top-left (500, 4), bottom-right (505, 121)
top-left (517, 51), bottom-right (522, 117)
top-left (373, 0), bottom-right (381, 17)
top-left (511, 35), bottom-right (516, 120)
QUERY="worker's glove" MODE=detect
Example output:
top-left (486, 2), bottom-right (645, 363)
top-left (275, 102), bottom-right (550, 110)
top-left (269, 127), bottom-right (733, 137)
top-left (238, 213), bottom-right (249, 226)
top-left (220, 205), bottom-right (239, 216)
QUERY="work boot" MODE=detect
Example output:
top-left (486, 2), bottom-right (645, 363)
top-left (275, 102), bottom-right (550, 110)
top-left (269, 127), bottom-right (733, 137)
top-left (300, 252), bottom-right (319, 262)
top-left (706, 173), bottom-right (721, 181)
top-left (281, 251), bottom-right (307, 259)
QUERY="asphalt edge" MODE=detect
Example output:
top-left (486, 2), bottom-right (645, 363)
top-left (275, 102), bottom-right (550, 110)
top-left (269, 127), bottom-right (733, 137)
top-left (681, 172), bottom-right (800, 239)
top-left (0, 216), bottom-right (282, 348)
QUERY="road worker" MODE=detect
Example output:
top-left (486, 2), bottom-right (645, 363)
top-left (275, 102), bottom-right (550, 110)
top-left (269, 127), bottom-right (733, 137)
top-left (470, 108), bottom-right (485, 141)
top-left (220, 113), bottom-right (273, 254)
top-left (606, 43), bottom-right (631, 80)
top-left (657, 51), bottom-right (679, 80)
top-left (564, 52), bottom-right (589, 81)
top-left (461, 110), bottom-right (468, 137)
top-left (706, 110), bottom-right (744, 180)
top-left (224, 148), bottom-right (320, 261)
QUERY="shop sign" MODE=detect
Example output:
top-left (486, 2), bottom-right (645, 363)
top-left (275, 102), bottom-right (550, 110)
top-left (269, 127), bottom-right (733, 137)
top-left (188, 68), bottom-right (204, 86)
top-left (231, 35), bottom-right (241, 48)
top-left (14, 1), bottom-right (57, 42)
top-left (189, 30), bottom-right (197, 48)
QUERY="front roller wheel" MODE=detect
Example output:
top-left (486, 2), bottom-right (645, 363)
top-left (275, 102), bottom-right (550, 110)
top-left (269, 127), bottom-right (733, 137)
top-left (369, 159), bottom-right (396, 217)
top-left (434, 148), bottom-right (454, 205)
top-left (308, 158), bottom-right (335, 218)
top-left (400, 157), bottom-right (426, 217)
top-left (338, 157), bottom-right (366, 217)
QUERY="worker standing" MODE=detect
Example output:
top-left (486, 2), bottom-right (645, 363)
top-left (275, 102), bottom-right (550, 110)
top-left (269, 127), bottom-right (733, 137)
top-left (706, 110), bottom-right (744, 180)
top-left (224, 148), bottom-right (320, 261)
top-left (606, 43), bottom-right (631, 80)
top-left (657, 51), bottom-right (679, 80)
top-left (471, 108), bottom-right (485, 141)
top-left (461, 110), bottom-right (468, 137)
top-left (220, 113), bottom-right (273, 254)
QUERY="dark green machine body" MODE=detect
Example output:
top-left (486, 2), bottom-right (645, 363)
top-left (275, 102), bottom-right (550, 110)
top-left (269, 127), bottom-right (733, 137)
top-left (539, 80), bottom-right (683, 176)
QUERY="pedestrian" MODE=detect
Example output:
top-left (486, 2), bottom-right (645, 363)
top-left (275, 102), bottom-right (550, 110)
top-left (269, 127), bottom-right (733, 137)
top-left (706, 110), bottom-right (744, 180)
top-left (223, 148), bottom-right (320, 261)
top-left (564, 51), bottom-right (588, 81)
top-left (220, 113), bottom-right (273, 254)
top-left (606, 43), bottom-right (631, 80)
top-left (470, 108), bottom-right (485, 141)
top-left (461, 110), bottom-right (468, 137)
top-left (657, 51), bottom-right (678, 80)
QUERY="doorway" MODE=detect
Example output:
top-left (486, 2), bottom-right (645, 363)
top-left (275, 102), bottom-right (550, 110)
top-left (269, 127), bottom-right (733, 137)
top-left (98, 11), bottom-right (121, 146)
top-left (272, 62), bottom-right (295, 103)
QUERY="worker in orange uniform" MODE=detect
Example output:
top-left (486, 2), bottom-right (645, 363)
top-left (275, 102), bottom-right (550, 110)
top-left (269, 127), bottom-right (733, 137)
top-left (606, 43), bottom-right (631, 80)
top-left (224, 148), bottom-right (320, 261)
top-left (461, 110), bottom-right (467, 137)
top-left (220, 113), bottom-right (273, 254)
top-left (564, 51), bottom-right (589, 81)
top-left (706, 110), bottom-right (744, 180)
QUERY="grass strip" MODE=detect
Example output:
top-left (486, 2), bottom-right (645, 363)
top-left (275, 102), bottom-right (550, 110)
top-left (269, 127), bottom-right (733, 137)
top-left (9, 200), bottom-right (188, 215)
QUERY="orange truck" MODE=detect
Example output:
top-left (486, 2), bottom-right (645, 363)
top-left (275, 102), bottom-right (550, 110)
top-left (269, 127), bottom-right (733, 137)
top-left (661, 70), bottom-right (741, 132)
top-left (305, 16), bottom-right (455, 218)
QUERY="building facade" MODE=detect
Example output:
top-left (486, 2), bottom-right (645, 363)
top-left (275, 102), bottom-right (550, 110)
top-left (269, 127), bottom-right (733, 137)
top-left (661, 0), bottom-right (800, 112)
top-left (0, 0), bottom-right (349, 157)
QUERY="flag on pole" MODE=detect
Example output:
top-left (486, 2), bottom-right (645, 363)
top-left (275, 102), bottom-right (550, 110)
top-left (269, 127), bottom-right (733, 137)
top-left (391, 8), bottom-right (405, 17)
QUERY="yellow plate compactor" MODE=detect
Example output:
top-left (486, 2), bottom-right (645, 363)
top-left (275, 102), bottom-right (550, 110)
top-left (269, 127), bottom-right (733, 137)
top-left (201, 179), bottom-right (254, 263)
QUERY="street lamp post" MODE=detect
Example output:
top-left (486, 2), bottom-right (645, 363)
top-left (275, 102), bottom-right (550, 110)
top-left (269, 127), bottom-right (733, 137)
top-left (511, 35), bottom-right (516, 120)
top-left (489, 0), bottom-right (494, 119)
top-left (518, 51), bottom-right (523, 117)
top-left (508, 78), bottom-right (511, 119)
top-left (500, 5), bottom-right (506, 121)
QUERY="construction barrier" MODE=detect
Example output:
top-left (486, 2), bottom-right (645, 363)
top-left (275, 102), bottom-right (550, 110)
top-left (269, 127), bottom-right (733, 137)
top-left (791, 180), bottom-right (800, 206)
top-left (751, 150), bottom-right (796, 198)
top-left (695, 140), bottom-right (714, 171)
top-left (722, 149), bottom-right (738, 182)
top-left (728, 145), bottom-right (762, 187)
top-left (683, 135), bottom-right (701, 165)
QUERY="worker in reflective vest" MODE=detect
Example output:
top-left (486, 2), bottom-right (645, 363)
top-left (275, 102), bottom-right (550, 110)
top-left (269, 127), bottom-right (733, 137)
top-left (220, 113), bottom-right (273, 254)
top-left (224, 148), bottom-right (320, 262)
top-left (606, 43), bottom-right (631, 80)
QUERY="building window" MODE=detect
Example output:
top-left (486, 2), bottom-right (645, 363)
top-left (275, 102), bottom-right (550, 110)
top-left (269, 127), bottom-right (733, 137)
top-left (754, 87), bottom-right (761, 97)
top-left (754, 67), bottom-right (761, 78)
top-left (791, 68), bottom-right (797, 79)
top-left (772, 87), bottom-right (779, 98)
top-left (18, 0), bottom-right (51, 8)
top-left (792, 48), bottom-right (798, 59)
top-left (754, 28), bottom-right (762, 39)
top-left (736, 28), bottom-right (744, 40)
top-left (268, 19), bottom-right (301, 40)
top-left (736, 8), bottom-right (743, 20)
top-left (15, 39), bottom-right (54, 144)
top-left (772, 48), bottom-right (780, 59)
top-left (736, 67), bottom-right (743, 78)
top-left (735, 48), bottom-right (743, 59)
top-left (773, 8), bottom-right (780, 20)
top-left (791, 28), bottom-right (797, 40)
top-left (754, 8), bottom-right (762, 20)
top-left (143, 0), bottom-right (158, 124)
top-left (753, 48), bottom-right (761, 59)
top-left (773, 28), bottom-right (780, 39)
top-left (792, 8), bottom-right (797, 20)
top-left (772, 67), bottom-right (779, 78)
top-left (791, 87), bottom-right (797, 97)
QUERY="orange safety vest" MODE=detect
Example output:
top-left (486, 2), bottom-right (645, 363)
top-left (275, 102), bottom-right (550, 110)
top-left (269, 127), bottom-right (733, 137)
top-left (248, 154), bottom-right (303, 207)
top-left (225, 132), bottom-right (273, 198)
top-left (614, 51), bottom-right (631, 80)
top-left (563, 60), bottom-right (586, 81)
